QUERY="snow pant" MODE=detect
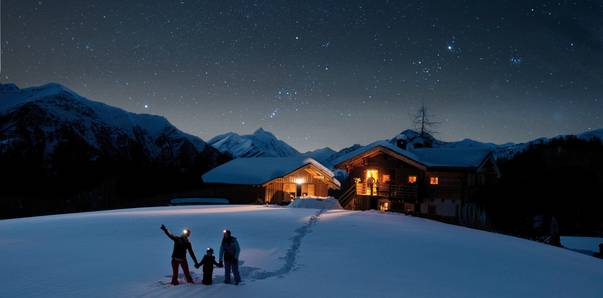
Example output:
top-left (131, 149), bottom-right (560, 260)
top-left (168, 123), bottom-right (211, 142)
top-left (171, 259), bottom-right (193, 285)
top-left (224, 259), bottom-right (241, 283)
top-left (202, 269), bottom-right (213, 285)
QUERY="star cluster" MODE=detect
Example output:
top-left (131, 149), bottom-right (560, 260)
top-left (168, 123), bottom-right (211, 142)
top-left (3, 0), bottom-right (603, 151)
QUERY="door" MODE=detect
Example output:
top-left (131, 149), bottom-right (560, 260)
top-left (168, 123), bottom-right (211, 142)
top-left (365, 169), bottom-right (378, 195)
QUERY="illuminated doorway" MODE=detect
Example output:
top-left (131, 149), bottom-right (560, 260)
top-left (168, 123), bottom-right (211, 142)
top-left (365, 169), bottom-right (378, 195)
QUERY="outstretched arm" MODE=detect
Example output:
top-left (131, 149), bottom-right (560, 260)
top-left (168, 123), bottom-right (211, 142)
top-left (160, 224), bottom-right (177, 241)
top-left (188, 244), bottom-right (199, 265)
top-left (218, 243), bottom-right (224, 262)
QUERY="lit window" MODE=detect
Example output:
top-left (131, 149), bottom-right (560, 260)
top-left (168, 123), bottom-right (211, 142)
top-left (430, 177), bottom-right (439, 185)
top-left (382, 174), bottom-right (391, 183)
top-left (408, 176), bottom-right (417, 184)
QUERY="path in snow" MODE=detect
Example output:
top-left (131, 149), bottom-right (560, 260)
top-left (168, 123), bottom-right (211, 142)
top-left (244, 208), bottom-right (326, 280)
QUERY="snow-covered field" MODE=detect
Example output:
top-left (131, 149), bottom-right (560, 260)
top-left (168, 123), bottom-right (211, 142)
top-left (1, 205), bottom-right (602, 298)
top-left (562, 236), bottom-right (603, 256)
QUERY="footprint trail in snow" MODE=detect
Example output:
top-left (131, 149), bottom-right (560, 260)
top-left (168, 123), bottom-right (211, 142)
top-left (246, 208), bottom-right (326, 280)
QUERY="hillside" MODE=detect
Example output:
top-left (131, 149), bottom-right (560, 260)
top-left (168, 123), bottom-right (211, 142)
top-left (0, 83), bottom-right (225, 217)
top-left (0, 205), bottom-right (601, 297)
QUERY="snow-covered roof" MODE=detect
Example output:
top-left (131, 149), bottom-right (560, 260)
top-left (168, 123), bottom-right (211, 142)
top-left (202, 157), bottom-right (340, 187)
top-left (331, 140), bottom-right (422, 167)
top-left (333, 140), bottom-right (493, 169)
top-left (412, 148), bottom-right (492, 168)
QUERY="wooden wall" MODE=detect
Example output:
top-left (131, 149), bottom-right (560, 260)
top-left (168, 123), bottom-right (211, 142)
top-left (264, 168), bottom-right (332, 204)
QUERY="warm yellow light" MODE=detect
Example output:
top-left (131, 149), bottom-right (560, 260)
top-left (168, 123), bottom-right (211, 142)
top-left (365, 170), bottom-right (378, 180)
top-left (294, 177), bottom-right (305, 185)
top-left (430, 177), bottom-right (439, 185)
top-left (408, 176), bottom-right (417, 183)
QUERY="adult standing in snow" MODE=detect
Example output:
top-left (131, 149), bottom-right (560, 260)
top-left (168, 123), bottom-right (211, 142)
top-left (160, 224), bottom-right (200, 285)
top-left (219, 229), bottom-right (241, 285)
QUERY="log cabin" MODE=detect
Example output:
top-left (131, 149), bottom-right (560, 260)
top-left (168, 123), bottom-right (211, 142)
top-left (201, 157), bottom-right (341, 204)
top-left (334, 141), bottom-right (499, 223)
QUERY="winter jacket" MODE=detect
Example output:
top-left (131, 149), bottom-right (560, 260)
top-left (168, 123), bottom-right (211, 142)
top-left (162, 229), bottom-right (196, 262)
top-left (200, 255), bottom-right (220, 272)
top-left (219, 236), bottom-right (240, 262)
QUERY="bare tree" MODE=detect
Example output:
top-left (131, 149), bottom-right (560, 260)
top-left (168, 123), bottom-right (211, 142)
top-left (413, 104), bottom-right (439, 137)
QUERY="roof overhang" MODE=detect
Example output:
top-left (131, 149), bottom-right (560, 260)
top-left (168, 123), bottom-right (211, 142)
top-left (262, 162), bottom-right (341, 189)
top-left (335, 145), bottom-right (427, 171)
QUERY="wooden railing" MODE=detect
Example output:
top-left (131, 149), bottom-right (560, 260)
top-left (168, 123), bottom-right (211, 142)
top-left (338, 184), bottom-right (357, 209)
top-left (355, 183), bottom-right (418, 200)
top-left (388, 184), bottom-right (418, 200)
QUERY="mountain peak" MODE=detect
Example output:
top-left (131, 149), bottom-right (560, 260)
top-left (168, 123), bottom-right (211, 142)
top-left (253, 127), bottom-right (273, 136)
top-left (209, 128), bottom-right (299, 158)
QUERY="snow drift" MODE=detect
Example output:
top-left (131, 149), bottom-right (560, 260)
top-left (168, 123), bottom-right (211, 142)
top-left (288, 197), bottom-right (342, 210)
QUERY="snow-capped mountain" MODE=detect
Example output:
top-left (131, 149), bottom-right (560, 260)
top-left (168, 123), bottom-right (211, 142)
top-left (208, 128), bottom-right (300, 158)
top-left (302, 147), bottom-right (336, 163)
top-left (390, 128), bottom-right (603, 159)
top-left (0, 82), bottom-right (223, 172)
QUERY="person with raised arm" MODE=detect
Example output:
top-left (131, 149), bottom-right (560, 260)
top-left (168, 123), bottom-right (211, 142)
top-left (160, 224), bottom-right (199, 285)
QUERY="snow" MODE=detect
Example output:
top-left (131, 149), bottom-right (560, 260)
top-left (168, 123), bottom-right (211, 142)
top-left (562, 236), bottom-right (603, 256)
top-left (302, 147), bottom-right (337, 163)
top-left (332, 140), bottom-right (492, 169)
top-left (1, 206), bottom-right (602, 298)
top-left (412, 147), bottom-right (492, 168)
top-left (208, 128), bottom-right (300, 158)
top-left (202, 156), bottom-right (340, 187)
top-left (0, 83), bottom-right (207, 156)
top-left (170, 198), bottom-right (230, 205)
top-left (331, 140), bottom-right (422, 167)
top-left (288, 197), bottom-right (342, 210)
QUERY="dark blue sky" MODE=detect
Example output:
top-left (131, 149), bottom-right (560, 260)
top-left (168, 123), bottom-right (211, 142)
top-left (3, 0), bottom-right (603, 151)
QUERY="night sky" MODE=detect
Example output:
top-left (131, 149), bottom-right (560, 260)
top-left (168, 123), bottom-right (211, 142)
top-left (3, 0), bottom-right (603, 151)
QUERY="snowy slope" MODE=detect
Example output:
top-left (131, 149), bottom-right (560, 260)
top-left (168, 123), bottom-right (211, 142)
top-left (0, 82), bottom-right (220, 166)
top-left (208, 128), bottom-right (300, 158)
top-left (1, 206), bottom-right (602, 298)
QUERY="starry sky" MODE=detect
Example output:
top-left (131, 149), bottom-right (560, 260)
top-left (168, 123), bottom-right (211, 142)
top-left (2, 0), bottom-right (603, 151)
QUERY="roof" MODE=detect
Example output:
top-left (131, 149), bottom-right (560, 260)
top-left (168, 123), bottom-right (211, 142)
top-left (412, 148), bottom-right (493, 168)
top-left (333, 141), bottom-right (493, 169)
top-left (331, 141), bottom-right (422, 166)
top-left (202, 156), bottom-right (340, 187)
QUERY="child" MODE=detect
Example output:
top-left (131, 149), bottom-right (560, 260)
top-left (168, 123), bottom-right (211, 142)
top-left (195, 248), bottom-right (222, 285)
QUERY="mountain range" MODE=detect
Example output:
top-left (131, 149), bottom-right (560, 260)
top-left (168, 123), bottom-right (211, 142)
top-left (0, 82), bottom-right (225, 209)
top-left (211, 126), bottom-right (603, 167)
top-left (2, 82), bottom-right (602, 174)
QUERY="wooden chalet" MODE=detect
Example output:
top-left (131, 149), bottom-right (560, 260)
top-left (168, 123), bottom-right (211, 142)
top-left (201, 157), bottom-right (340, 204)
top-left (334, 141), bottom-right (499, 222)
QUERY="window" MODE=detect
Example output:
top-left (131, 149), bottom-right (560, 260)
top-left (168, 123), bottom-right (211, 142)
top-left (408, 176), bottom-right (417, 184)
top-left (430, 176), bottom-right (439, 185)
top-left (382, 174), bottom-right (391, 183)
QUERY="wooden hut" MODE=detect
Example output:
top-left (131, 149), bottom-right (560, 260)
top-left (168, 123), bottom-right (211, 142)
top-left (334, 141), bottom-right (499, 222)
top-left (201, 157), bottom-right (340, 204)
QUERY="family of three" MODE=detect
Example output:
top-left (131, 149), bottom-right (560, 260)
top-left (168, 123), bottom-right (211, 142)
top-left (160, 224), bottom-right (242, 286)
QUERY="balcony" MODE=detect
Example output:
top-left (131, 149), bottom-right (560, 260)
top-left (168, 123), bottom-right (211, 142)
top-left (355, 183), bottom-right (418, 200)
